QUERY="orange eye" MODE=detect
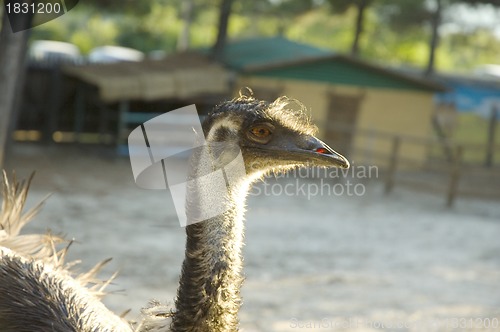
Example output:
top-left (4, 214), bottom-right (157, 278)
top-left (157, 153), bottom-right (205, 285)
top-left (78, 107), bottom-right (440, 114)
top-left (248, 124), bottom-right (274, 144)
top-left (251, 126), bottom-right (271, 138)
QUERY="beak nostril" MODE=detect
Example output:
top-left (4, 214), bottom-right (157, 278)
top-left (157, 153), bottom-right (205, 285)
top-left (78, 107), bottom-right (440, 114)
top-left (315, 147), bottom-right (331, 155)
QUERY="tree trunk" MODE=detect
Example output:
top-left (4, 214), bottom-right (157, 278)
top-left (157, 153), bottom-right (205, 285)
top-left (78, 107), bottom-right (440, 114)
top-left (425, 0), bottom-right (442, 76)
top-left (212, 0), bottom-right (234, 60)
top-left (351, 0), bottom-right (368, 57)
top-left (0, 7), bottom-right (33, 168)
top-left (177, 0), bottom-right (194, 52)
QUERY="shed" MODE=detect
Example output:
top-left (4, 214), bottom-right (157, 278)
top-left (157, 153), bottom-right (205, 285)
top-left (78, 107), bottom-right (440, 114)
top-left (219, 37), bottom-right (446, 168)
top-left (64, 52), bottom-right (230, 104)
top-left (61, 52), bottom-right (231, 148)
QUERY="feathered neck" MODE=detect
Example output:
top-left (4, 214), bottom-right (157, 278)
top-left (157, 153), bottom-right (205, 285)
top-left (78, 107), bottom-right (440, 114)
top-left (171, 175), bottom-right (252, 331)
top-left (170, 112), bottom-right (271, 331)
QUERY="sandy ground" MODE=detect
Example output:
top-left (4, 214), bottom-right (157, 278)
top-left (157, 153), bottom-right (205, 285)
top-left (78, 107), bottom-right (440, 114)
top-left (4, 143), bottom-right (500, 331)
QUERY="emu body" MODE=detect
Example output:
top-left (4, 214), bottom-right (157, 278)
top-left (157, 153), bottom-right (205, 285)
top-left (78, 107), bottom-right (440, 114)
top-left (0, 248), bottom-right (131, 332)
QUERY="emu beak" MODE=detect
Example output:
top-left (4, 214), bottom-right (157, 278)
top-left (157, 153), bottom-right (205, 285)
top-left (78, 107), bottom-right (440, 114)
top-left (305, 137), bottom-right (350, 169)
top-left (245, 135), bottom-right (350, 170)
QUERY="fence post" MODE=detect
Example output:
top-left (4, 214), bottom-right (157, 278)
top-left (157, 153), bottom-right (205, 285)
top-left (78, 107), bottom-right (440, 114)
top-left (446, 145), bottom-right (463, 207)
top-left (44, 64), bottom-right (62, 144)
top-left (485, 105), bottom-right (498, 167)
top-left (74, 83), bottom-right (86, 143)
top-left (117, 100), bottom-right (129, 146)
top-left (385, 136), bottom-right (400, 194)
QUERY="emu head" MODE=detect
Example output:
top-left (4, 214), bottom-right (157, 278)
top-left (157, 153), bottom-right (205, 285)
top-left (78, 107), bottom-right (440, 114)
top-left (202, 93), bottom-right (349, 178)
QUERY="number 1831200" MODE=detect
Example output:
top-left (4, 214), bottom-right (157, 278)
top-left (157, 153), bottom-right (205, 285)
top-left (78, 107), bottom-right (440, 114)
top-left (5, 2), bottom-right (63, 14)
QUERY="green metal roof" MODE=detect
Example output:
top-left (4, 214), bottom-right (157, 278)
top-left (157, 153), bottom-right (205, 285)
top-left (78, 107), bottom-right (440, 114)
top-left (214, 37), bottom-right (445, 92)
top-left (246, 56), bottom-right (444, 92)
top-left (217, 36), bottom-right (331, 70)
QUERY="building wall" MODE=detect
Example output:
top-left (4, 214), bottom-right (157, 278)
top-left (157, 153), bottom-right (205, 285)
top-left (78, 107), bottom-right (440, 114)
top-left (353, 87), bottom-right (434, 169)
top-left (236, 76), bottom-right (434, 169)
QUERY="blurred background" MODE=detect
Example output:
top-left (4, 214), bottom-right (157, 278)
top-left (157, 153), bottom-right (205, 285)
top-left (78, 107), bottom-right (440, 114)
top-left (0, 0), bottom-right (499, 331)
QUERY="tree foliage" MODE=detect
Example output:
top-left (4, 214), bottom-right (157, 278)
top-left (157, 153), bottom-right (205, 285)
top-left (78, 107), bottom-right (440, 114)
top-left (25, 0), bottom-right (500, 72)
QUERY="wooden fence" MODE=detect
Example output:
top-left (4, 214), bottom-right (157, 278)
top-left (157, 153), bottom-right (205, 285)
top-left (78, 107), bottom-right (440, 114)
top-left (326, 124), bottom-right (500, 207)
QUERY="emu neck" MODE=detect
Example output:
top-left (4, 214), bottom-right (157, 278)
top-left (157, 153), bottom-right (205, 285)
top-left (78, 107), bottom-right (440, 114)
top-left (172, 179), bottom-right (249, 332)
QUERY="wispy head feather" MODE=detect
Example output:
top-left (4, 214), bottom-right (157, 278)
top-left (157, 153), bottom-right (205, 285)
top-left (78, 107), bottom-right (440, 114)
top-left (267, 96), bottom-right (317, 136)
top-left (206, 88), bottom-right (317, 137)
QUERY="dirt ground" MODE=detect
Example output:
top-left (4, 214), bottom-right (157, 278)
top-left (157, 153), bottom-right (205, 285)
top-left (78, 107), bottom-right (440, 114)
top-left (4, 143), bottom-right (500, 331)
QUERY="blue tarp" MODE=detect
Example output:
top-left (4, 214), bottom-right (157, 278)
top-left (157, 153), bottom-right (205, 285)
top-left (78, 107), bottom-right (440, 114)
top-left (435, 79), bottom-right (500, 118)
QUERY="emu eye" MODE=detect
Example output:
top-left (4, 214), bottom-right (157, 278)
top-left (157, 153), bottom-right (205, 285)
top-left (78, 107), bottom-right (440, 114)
top-left (251, 126), bottom-right (271, 138)
top-left (248, 124), bottom-right (273, 144)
